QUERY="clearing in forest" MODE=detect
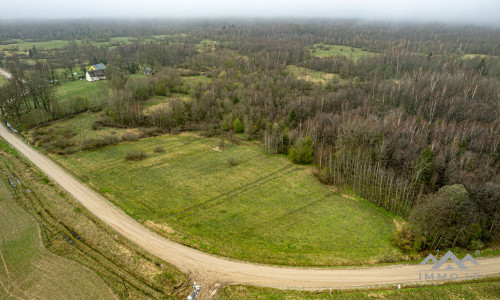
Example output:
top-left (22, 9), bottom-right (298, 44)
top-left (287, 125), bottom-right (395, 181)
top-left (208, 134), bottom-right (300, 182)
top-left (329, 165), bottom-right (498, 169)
top-left (310, 44), bottom-right (377, 60)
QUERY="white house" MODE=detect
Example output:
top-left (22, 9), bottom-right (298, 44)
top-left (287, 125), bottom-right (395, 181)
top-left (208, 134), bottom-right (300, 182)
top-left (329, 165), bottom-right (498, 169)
top-left (86, 69), bottom-right (106, 82)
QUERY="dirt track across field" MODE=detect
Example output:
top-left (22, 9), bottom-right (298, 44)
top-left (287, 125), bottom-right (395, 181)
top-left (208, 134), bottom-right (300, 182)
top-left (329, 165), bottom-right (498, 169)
top-left (1, 121), bottom-right (499, 299)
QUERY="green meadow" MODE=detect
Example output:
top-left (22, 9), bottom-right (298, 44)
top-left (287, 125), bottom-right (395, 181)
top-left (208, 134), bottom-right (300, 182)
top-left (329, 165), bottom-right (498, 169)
top-left (51, 132), bottom-right (397, 266)
top-left (55, 78), bottom-right (110, 103)
top-left (310, 44), bottom-right (377, 60)
top-left (0, 35), bottom-right (171, 52)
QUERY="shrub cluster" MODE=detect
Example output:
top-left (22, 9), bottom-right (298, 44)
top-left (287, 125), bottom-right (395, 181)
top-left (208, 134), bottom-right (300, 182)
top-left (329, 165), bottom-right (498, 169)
top-left (125, 149), bottom-right (147, 161)
top-left (289, 136), bottom-right (314, 164)
top-left (81, 135), bottom-right (120, 150)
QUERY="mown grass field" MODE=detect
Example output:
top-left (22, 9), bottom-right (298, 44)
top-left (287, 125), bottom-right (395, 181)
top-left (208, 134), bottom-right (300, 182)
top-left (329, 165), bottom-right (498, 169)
top-left (286, 65), bottom-right (345, 84)
top-left (55, 78), bottom-right (110, 103)
top-left (0, 167), bottom-right (115, 299)
top-left (219, 280), bottom-right (500, 299)
top-left (1, 141), bottom-right (189, 298)
top-left (51, 132), bottom-right (397, 266)
top-left (310, 44), bottom-right (377, 60)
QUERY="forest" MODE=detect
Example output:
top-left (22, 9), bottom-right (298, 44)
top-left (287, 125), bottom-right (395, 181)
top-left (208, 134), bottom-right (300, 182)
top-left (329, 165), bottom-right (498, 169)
top-left (0, 19), bottom-right (499, 254)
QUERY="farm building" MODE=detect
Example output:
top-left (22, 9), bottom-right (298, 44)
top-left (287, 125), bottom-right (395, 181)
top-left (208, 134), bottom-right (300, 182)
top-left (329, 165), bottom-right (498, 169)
top-left (86, 69), bottom-right (106, 82)
top-left (88, 63), bottom-right (106, 71)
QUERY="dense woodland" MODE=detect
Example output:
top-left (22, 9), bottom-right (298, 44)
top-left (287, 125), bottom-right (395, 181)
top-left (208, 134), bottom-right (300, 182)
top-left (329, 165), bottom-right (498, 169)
top-left (0, 20), bottom-right (499, 254)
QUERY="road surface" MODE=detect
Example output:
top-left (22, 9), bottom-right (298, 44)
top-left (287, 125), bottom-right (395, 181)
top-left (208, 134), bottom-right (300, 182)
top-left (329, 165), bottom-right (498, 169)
top-left (0, 107), bottom-right (499, 298)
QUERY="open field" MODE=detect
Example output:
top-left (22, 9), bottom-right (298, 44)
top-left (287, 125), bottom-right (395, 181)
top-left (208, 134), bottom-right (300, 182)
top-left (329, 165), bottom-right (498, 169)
top-left (0, 163), bottom-right (116, 299)
top-left (54, 73), bottom-right (145, 105)
top-left (181, 74), bottom-right (212, 88)
top-left (0, 140), bottom-right (190, 298)
top-left (0, 35), bottom-right (171, 53)
top-left (50, 132), bottom-right (397, 266)
top-left (55, 78), bottom-right (110, 102)
top-left (219, 279), bottom-right (500, 299)
top-left (310, 44), bottom-right (377, 60)
top-left (195, 39), bottom-right (219, 52)
top-left (286, 65), bottom-right (345, 84)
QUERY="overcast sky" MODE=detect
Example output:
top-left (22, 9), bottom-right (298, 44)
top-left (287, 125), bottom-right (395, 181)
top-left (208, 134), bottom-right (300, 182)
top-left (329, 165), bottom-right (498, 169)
top-left (1, 0), bottom-right (499, 25)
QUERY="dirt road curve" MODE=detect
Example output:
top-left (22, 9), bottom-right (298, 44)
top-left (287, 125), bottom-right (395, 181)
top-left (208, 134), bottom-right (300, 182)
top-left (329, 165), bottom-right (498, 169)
top-left (1, 123), bottom-right (499, 298)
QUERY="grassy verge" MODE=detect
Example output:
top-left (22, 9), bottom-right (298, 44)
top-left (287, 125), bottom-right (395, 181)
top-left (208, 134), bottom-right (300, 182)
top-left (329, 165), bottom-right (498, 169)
top-left (0, 161), bottom-right (115, 299)
top-left (219, 278), bottom-right (500, 299)
top-left (310, 44), bottom-right (377, 60)
top-left (46, 131), bottom-right (398, 266)
top-left (0, 144), bottom-right (190, 299)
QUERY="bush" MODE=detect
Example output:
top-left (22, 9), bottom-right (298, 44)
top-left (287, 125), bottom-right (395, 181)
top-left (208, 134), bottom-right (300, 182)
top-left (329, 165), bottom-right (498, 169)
top-left (391, 226), bottom-right (423, 253)
top-left (59, 128), bottom-right (77, 139)
top-left (121, 132), bottom-right (140, 142)
top-left (125, 150), bottom-right (147, 161)
top-left (408, 184), bottom-right (480, 249)
top-left (92, 115), bottom-right (116, 129)
top-left (227, 157), bottom-right (239, 167)
top-left (154, 146), bottom-right (165, 153)
top-left (100, 135), bottom-right (120, 147)
top-left (81, 139), bottom-right (99, 150)
top-left (289, 136), bottom-right (314, 164)
top-left (140, 127), bottom-right (164, 137)
top-left (91, 121), bottom-right (103, 130)
top-left (233, 118), bottom-right (244, 133)
top-left (62, 146), bottom-right (79, 155)
top-left (52, 138), bottom-right (74, 150)
top-left (81, 135), bottom-right (119, 150)
top-left (32, 132), bottom-right (53, 145)
top-left (68, 96), bottom-right (90, 113)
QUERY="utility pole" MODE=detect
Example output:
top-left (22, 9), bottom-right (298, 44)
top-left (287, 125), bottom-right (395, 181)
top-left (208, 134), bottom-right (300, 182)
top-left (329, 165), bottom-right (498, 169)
top-left (187, 282), bottom-right (201, 300)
